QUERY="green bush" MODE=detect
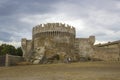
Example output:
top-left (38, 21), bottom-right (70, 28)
top-left (0, 44), bottom-right (23, 56)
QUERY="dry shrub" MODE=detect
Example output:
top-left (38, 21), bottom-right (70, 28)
top-left (17, 61), bottom-right (32, 66)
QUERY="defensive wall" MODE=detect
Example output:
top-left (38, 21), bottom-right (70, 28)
top-left (75, 36), bottom-right (95, 59)
top-left (21, 23), bottom-right (120, 64)
top-left (93, 47), bottom-right (119, 61)
top-left (21, 39), bottom-right (32, 61)
top-left (0, 54), bottom-right (24, 67)
top-left (0, 55), bottom-right (6, 66)
top-left (93, 40), bottom-right (120, 61)
top-left (22, 23), bottom-right (78, 63)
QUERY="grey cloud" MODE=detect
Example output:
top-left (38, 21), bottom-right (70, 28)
top-left (0, 0), bottom-right (58, 16)
top-left (0, 0), bottom-right (120, 44)
top-left (0, 31), bottom-right (12, 42)
top-left (0, 15), bottom-right (33, 41)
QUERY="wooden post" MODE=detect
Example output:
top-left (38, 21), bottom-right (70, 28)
top-left (118, 43), bottom-right (120, 61)
top-left (5, 54), bottom-right (9, 67)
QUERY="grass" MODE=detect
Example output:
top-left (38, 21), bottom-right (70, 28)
top-left (0, 61), bottom-right (120, 80)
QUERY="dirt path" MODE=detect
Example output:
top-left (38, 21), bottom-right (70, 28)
top-left (0, 62), bottom-right (120, 80)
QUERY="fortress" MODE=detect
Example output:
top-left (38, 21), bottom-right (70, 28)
top-left (21, 23), bottom-right (120, 64)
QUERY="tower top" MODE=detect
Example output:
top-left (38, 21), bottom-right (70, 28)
top-left (32, 23), bottom-right (76, 35)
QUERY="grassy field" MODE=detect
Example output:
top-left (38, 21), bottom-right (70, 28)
top-left (0, 61), bottom-right (120, 80)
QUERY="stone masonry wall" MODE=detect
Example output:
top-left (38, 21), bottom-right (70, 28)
top-left (94, 41), bottom-right (120, 61)
top-left (75, 36), bottom-right (95, 59)
top-left (93, 47), bottom-right (119, 61)
top-left (0, 54), bottom-right (24, 67)
top-left (22, 23), bottom-right (77, 63)
top-left (5, 54), bottom-right (24, 66)
top-left (21, 39), bottom-right (32, 61)
top-left (0, 55), bottom-right (6, 66)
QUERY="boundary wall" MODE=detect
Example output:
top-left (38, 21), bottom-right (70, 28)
top-left (0, 54), bottom-right (24, 67)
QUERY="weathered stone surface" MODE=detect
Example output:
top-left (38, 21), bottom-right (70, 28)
top-left (21, 23), bottom-right (95, 64)
top-left (31, 47), bottom-right (45, 63)
top-left (93, 40), bottom-right (120, 61)
top-left (75, 36), bottom-right (95, 60)
top-left (33, 60), bottom-right (40, 64)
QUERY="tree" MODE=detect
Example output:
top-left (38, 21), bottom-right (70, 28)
top-left (0, 44), bottom-right (16, 55)
top-left (0, 45), bottom-right (3, 55)
top-left (0, 44), bottom-right (9, 55)
top-left (0, 44), bottom-right (23, 56)
top-left (16, 47), bottom-right (23, 56)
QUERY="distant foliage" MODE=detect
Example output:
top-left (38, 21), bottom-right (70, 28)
top-left (16, 47), bottom-right (23, 56)
top-left (0, 44), bottom-right (23, 56)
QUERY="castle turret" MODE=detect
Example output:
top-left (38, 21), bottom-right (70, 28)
top-left (22, 23), bottom-right (88, 63)
top-left (32, 23), bottom-right (75, 37)
top-left (32, 23), bottom-right (76, 49)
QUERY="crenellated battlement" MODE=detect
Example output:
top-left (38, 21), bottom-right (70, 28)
top-left (32, 23), bottom-right (75, 35)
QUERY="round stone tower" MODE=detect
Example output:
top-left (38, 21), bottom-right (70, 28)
top-left (32, 23), bottom-right (76, 62)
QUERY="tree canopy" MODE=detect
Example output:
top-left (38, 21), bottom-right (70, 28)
top-left (0, 44), bottom-right (23, 56)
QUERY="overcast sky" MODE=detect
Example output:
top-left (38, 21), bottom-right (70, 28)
top-left (0, 0), bottom-right (120, 47)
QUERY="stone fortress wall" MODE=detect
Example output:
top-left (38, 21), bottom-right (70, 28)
top-left (21, 39), bottom-right (32, 61)
top-left (0, 54), bottom-right (23, 67)
top-left (93, 41), bottom-right (120, 61)
top-left (75, 36), bottom-right (95, 60)
top-left (21, 23), bottom-right (120, 64)
top-left (22, 23), bottom-right (78, 63)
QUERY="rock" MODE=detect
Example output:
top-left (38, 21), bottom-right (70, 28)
top-left (32, 47), bottom-right (46, 64)
top-left (33, 60), bottom-right (40, 64)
